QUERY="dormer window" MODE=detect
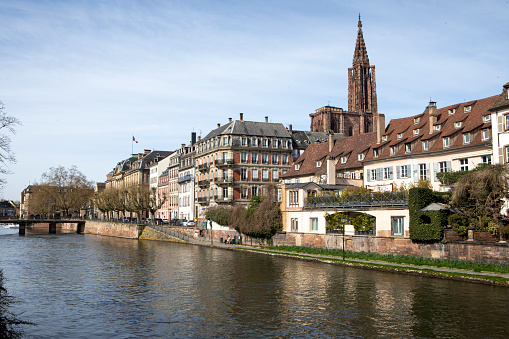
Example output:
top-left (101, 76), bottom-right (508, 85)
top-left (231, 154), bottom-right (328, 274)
top-left (262, 139), bottom-right (268, 147)
top-left (463, 133), bottom-right (470, 144)
top-left (483, 115), bottom-right (491, 122)
top-left (252, 138), bottom-right (258, 146)
top-left (358, 153), bottom-right (364, 161)
top-left (413, 129), bottom-right (419, 136)
top-left (241, 138), bottom-right (247, 146)
top-left (382, 135), bottom-right (387, 142)
top-left (464, 105), bottom-right (471, 113)
top-left (341, 157), bottom-right (347, 164)
top-left (390, 147), bottom-right (395, 155)
top-left (449, 108), bottom-right (456, 115)
top-left (316, 161), bottom-right (322, 167)
top-left (422, 140), bottom-right (429, 151)
top-left (414, 117), bottom-right (420, 124)
top-left (373, 149), bottom-right (379, 158)
top-left (482, 129), bottom-right (489, 140)
top-left (443, 137), bottom-right (450, 148)
top-left (272, 139), bottom-right (278, 148)
top-left (405, 144), bottom-right (411, 153)
top-left (455, 122), bottom-right (462, 129)
top-left (295, 164), bottom-right (300, 170)
top-left (434, 125), bottom-right (441, 131)
top-left (397, 133), bottom-right (403, 139)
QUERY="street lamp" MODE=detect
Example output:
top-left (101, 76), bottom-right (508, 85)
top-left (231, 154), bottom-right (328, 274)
top-left (341, 216), bottom-right (347, 261)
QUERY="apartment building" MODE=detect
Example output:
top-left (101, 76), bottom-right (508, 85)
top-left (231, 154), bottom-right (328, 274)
top-left (194, 114), bottom-right (292, 220)
top-left (489, 82), bottom-right (509, 164)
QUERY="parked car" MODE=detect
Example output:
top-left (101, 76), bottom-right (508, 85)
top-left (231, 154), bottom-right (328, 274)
top-left (162, 218), bottom-right (169, 224)
top-left (186, 221), bottom-right (195, 227)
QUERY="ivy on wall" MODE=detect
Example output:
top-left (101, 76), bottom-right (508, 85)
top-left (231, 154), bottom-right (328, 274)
top-left (409, 188), bottom-right (448, 242)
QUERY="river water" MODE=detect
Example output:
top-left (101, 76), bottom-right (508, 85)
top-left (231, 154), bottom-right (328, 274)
top-left (1, 227), bottom-right (509, 338)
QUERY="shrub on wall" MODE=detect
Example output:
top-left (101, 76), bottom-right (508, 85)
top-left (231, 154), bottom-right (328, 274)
top-left (352, 213), bottom-right (375, 232)
top-left (205, 206), bottom-right (233, 226)
top-left (409, 188), bottom-right (448, 242)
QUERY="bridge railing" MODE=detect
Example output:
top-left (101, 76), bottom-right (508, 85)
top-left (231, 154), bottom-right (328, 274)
top-left (151, 226), bottom-right (193, 242)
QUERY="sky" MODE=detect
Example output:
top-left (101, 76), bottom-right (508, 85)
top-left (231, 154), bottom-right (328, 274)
top-left (0, 0), bottom-right (508, 200)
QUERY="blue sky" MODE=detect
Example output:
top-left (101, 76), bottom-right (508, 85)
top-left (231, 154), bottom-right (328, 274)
top-left (0, 0), bottom-right (508, 200)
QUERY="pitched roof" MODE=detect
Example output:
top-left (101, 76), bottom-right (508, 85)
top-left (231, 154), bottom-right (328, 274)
top-left (291, 130), bottom-right (346, 150)
top-left (199, 119), bottom-right (291, 144)
top-left (281, 132), bottom-right (377, 178)
top-left (489, 82), bottom-right (509, 111)
top-left (364, 95), bottom-right (498, 162)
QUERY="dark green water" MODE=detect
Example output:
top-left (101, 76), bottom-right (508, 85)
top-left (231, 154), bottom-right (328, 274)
top-left (1, 228), bottom-right (508, 338)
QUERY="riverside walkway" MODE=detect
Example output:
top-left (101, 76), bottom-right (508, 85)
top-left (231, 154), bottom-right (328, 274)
top-left (148, 226), bottom-right (509, 286)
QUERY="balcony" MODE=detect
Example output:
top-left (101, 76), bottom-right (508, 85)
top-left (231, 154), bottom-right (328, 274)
top-left (177, 174), bottom-right (193, 183)
top-left (215, 177), bottom-right (233, 185)
top-left (198, 179), bottom-right (210, 187)
top-left (304, 191), bottom-right (409, 210)
top-left (198, 163), bottom-right (210, 172)
top-left (262, 177), bottom-right (270, 182)
top-left (216, 196), bottom-right (233, 203)
top-left (215, 159), bottom-right (234, 166)
top-left (197, 197), bottom-right (209, 204)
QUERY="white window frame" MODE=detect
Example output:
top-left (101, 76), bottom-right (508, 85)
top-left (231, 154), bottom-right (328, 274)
top-left (422, 140), bottom-right (429, 151)
top-left (310, 217), bottom-right (318, 231)
top-left (463, 133), bottom-right (470, 144)
top-left (443, 137), bottom-right (450, 148)
top-left (391, 217), bottom-right (404, 236)
top-left (459, 158), bottom-right (469, 171)
top-left (482, 129), bottom-right (489, 140)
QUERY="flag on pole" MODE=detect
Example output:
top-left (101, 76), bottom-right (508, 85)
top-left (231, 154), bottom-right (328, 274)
top-left (133, 136), bottom-right (138, 143)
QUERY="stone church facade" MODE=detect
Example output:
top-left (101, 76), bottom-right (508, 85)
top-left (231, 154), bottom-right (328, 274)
top-left (310, 16), bottom-right (381, 137)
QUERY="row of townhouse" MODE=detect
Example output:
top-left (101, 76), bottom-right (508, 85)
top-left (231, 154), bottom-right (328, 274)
top-left (280, 83), bottom-right (509, 239)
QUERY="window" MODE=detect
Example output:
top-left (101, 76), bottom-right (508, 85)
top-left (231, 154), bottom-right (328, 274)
top-left (273, 170), bottom-right (279, 181)
top-left (459, 158), bottom-right (469, 171)
top-left (316, 161), bottom-right (322, 167)
top-left (241, 188), bottom-right (248, 199)
top-left (252, 138), bottom-right (258, 146)
top-left (291, 218), bottom-right (299, 231)
top-left (272, 139), bottom-right (278, 148)
top-left (436, 161), bottom-right (451, 181)
top-left (262, 169), bottom-right (269, 181)
top-left (282, 140), bottom-right (288, 148)
top-left (464, 105), bottom-right (471, 112)
top-left (310, 218), bottom-right (318, 231)
top-left (262, 139), bottom-right (268, 147)
top-left (241, 138), bottom-right (247, 146)
top-left (282, 154), bottom-right (289, 165)
top-left (391, 217), bottom-right (404, 236)
top-left (449, 108), bottom-right (456, 115)
top-left (358, 153), bottom-right (364, 161)
top-left (455, 122), bottom-right (462, 128)
top-left (272, 154), bottom-right (279, 164)
top-left (390, 147), bottom-right (395, 155)
top-left (252, 186), bottom-right (258, 196)
top-left (373, 149), bottom-right (379, 158)
top-left (397, 133), bottom-right (403, 139)
top-left (241, 153), bottom-right (247, 163)
top-left (382, 135), bottom-right (387, 141)
top-left (252, 169), bottom-right (258, 180)
top-left (419, 163), bottom-right (430, 181)
top-left (434, 125), bottom-right (441, 131)
top-left (414, 117), bottom-right (420, 124)
top-left (369, 168), bottom-right (378, 181)
top-left (252, 153), bottom-right (258, 163)
top-left (397, 165), bottom-right (409, 178)
top-left (295, 164), bottom-right (300, 170)
top-left (405, 144), bottom-right (411, 153)
top-left (505, 115), bottom-right (509, 131)
top-left (482, 129), bottom-right (489, 140)
top-left (241, 169), bottom-right (248, 180)
top-left (463, 133), bottom-right (470, 144)
top-left (341, 157), bottom-right (347, 164)
top-left (481, 155), bottom-right (492, 164)
top-left (383, 167), bottom-right (393, 180)
top-left (262, 154), bottom-right (269, 164)
top-left (483, 115), bottom-right (491, 122)
top-left (223, 136), bottom-right (228, 145)
top-left (443, 137), bottom-right (450, 148)
top-left (289, 191), bottom-right (299, 206)
top-left (422, 140), bottom-right (429, 151)
top-left (413, 129), bottom-right (419, 135)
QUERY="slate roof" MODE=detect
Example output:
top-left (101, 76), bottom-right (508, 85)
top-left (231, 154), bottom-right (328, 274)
top-left (291, 130), bottom-right (346, 150)
top-left (199, 119), bottom-right (291, 144)
top-left (281, 132), bottom-right (377, 178)
top-left (363, 95), bottom-right (498, 162)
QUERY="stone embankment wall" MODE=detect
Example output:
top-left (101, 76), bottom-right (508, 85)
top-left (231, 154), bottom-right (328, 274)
top-left (81, 221), bottom-right (143, 239)
top-left (273, 232), bottom-right (509, 264)
top-left (139, 227), bottom-right (187, 242)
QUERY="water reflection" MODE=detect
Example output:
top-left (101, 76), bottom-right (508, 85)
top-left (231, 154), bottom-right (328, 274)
top-left (1, 231), bottom-right (509, 338)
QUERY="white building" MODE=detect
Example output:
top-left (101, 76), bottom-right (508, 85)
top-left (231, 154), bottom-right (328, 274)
top-left (490, 82), bottom-right (509, 164)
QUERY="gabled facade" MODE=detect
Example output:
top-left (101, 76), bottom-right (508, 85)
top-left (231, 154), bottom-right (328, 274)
top-left (489, 82), bottom-right (509, 164)
top-left (363, 96), bottom-right (497, 191)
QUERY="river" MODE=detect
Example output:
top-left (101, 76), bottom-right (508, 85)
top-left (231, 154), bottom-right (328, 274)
top-left (1, 227), bottom-right (509, 338)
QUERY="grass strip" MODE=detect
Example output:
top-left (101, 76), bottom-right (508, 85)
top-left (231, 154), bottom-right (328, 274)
top-left (240, 248), bottom-right (509, 286)
top-left (260, 245), bottom-right (509, 274)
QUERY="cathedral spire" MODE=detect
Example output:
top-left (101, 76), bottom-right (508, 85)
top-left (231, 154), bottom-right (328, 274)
top-left (353, 14), bottom-right (369, 67)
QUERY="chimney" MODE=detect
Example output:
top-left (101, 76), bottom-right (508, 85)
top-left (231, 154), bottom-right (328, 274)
top-left (326, 130), bottom-right (336, 185)
top-left (144, 149), bottom-right (151, 155)
top-left (376, 114), bottom-right (386, 143)
top-left (239, 113), bottom-right (244, 121)
top-left (289, 124), bottom-right (293, 133)
top-left (181, 143), bottom-right (185, 148)
top-left (428, 101), bottom-right (437, 134)
top-left (217, 123), bottom-right (221, 128)
top-left (265, 116), bottom-right (269, 123)
top-left (229, 117), bottom-right (232, 123)
top-left (328, 130), bottom-right (334, 153)
top-left (197, 136), bottom-right (201, 142)
top-left (191, 132), bottom-right (196, 145)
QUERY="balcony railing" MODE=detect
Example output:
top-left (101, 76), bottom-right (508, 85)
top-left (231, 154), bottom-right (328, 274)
top-left (215, 159), bottom-right (234, 166)
top-left (197, 197), bottom-right (209, 204)
top-left (198, 163), bottom-right (210, 171)
top-left (215, 177), bottom-right (233, 185)
top-left (216, 196), bottom-right (233, 203)
top-left (198, 180), bottom-right (210, 187)
top-left (177, 174), bottom-right (193, 183)
top-left (304, 191), bottom-right (409, 210)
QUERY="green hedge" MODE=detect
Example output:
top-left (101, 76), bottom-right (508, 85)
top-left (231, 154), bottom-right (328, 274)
top-left (409, 188), bottom-right (448, 242)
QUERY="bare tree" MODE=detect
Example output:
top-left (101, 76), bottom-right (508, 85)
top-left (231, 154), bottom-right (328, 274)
top-left (0, 101), bottom-right (21, 187)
